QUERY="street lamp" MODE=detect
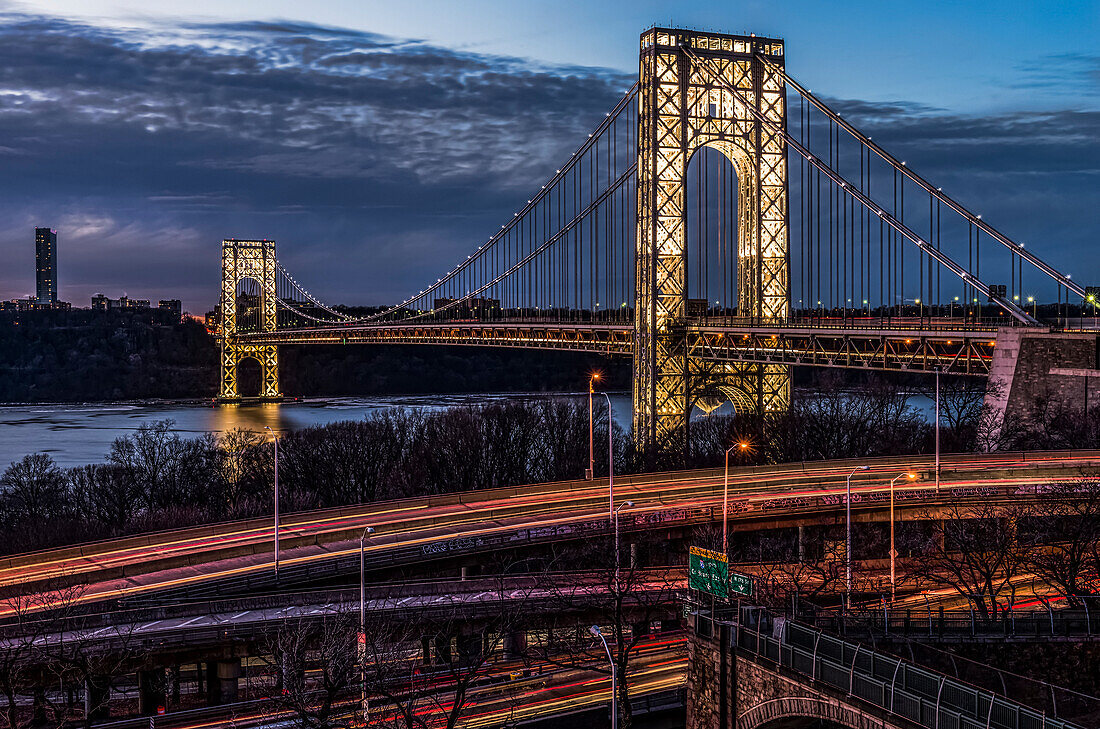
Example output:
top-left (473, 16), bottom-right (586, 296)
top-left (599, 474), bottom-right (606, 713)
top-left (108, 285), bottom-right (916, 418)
top-left (359, 525), bottom-right (375, 722)
top-left (887, 472), bottom-right (917, 603)
top-left (934, 367), bottom-right (942, 491)
top-left (846, 465), bottom-right (869, 608)
top-left (1027, 296), bottom-right (1035, 319)
top-left (614, 501), bottom-right (633, 596)
top-left (264, 426), bottom-right (280, 580)
top-left (587, 372), bottom-right (601, 480)
top-left (589, 625), bottom-right (617, 729)
top-left (596, 391), bottom-right (615, 522)
top-left (722, 442), bottom-right (750, 558)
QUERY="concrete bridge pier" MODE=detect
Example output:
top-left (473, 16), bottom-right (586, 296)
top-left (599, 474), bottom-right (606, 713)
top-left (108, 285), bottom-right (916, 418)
top-left (205, 659), bottom-right (240, 705)
top-left (504, 630), bottom-right (527, 658)
top-left (30, 685), bottom-right (47, 727)
top-left (433, 634), bottom-right (453, 665)
top-left (456, 632), bottom-right (484, 663)
top-left (84, 675), bottom-right (110, 721)
top-left (277, 654), bottom-right (303, 695)
top-left (137, 668), bottom-right (167, 716)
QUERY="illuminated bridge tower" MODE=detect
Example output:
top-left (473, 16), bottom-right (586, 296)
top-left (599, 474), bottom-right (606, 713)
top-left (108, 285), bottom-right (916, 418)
top-left (634, 29), bottom-right (791, 455)
top-left (218, 239), bottom-right (280, 401)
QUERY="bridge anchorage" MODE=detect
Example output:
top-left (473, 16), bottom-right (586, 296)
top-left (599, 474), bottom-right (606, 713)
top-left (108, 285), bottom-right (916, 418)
top-left (216, 27), bottom-right (1097, 456)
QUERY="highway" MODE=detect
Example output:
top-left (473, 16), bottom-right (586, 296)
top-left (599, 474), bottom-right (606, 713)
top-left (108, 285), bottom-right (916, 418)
top-left (5, 450), bottom-right (1097, 615)
top-left (88, 636), bottom-right (685, 729)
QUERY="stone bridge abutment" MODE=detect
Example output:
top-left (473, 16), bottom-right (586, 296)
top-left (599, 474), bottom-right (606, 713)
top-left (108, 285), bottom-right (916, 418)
top-left (688, 620), bottom-right (907, 729)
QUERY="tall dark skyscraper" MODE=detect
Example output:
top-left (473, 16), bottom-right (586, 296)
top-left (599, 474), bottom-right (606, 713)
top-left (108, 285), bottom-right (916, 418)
top-left (35, 227), bottom-right (57, 304)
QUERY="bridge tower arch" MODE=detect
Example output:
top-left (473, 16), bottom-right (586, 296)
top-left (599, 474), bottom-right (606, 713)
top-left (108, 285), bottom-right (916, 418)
top-left (218, 239), bottom-right (280, 401)
top-left (634, 28), bottom-right (791, 455)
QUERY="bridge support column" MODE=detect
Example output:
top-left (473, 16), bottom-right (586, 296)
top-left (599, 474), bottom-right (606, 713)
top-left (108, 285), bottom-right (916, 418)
top-left (433, 634), bottom-right (453, 665)
top-left (633, 30), bottom-right (790, 459)
top-left (205, 659), bottom-right (240, 706)
top-left (84, 675), bottom-right (110, 721)
top-left (30, 684), bottom-right (47, 727)
top-left (687, 616), bottom-right (735, 729)
top-left (219, 344), bottom-right (280, 401)
top-left (138, 668), bottom-right (167, 716)
top-left (217, 238), bottom-right (281, 401)
top-left (456, 632), bottom-right (484, 664)
top-left (504, 630), bottom-right (527, 658)
top-left (169, 665), bottom-right (180, 707)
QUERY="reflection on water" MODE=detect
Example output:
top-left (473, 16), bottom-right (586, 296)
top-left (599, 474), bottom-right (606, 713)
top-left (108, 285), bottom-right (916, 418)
top-left (0, 393), bottom-right (633, 468)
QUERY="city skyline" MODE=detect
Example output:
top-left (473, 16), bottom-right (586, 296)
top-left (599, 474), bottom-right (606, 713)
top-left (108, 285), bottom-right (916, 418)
top-left (0, 2), bottom-right (1097, 312)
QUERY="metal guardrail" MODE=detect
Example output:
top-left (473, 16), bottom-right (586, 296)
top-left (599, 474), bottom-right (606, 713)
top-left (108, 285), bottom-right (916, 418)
top-left (807, 607), bottom-right (1100, 641)
top-left (698, 608), bottom-right (1084, 729)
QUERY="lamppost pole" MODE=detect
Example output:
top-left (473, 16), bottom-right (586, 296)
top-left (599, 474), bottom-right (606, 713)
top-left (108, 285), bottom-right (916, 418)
top-left (846, 465), bottom-right (869, 609)
top-left (935, 368), bottom-right (941, 491)
top-left (614, 501), bottom-right (633, 597)
top-left (264, 426), bottom-right (280, 580)
top-left (590, 625), bottom-right (616, 729)
top-left (587, 373), bottom-right (600, 480)
top-left (888, 472), bottom-right (916, 603)
top-left (723, 442), bottom-right (749, 558)
top-left (359, 525), bottom-right (374, 722)
top-left (598, 391), bottom-right (614, 522)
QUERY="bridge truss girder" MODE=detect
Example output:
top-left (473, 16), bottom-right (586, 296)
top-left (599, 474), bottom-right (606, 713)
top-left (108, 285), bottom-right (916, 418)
top-left (234, 322), bottom-right (635, 355)
top-left (687, 325), bottom-right (997, 375)
top-left (634, 28), bottom-right (791, 456)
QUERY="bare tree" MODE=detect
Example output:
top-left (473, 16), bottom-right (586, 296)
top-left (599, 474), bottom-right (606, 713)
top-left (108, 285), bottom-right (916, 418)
top-left (533, 530), bottom-right (682, 728)
top-left (732, 529), bottom-right (850, 611)
top-left (907, 499), bottom-right (1030, 619)
top-left (255, 611), bottom-right (359, 729)
top-left (1022, 479), bottom-right (1100, 608)
top-left (0, 583), bottom-right (134, 729)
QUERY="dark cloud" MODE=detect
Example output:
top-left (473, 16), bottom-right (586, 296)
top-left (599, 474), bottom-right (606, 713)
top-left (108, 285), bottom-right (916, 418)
top-left (1012, 53), bottom-right (1100, 96)
top-left (0, 13), bottom-right (1094, 312)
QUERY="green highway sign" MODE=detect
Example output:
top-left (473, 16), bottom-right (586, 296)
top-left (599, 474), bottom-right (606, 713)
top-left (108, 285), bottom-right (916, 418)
top-left (729, 570), bottom-right (754, 598)
top-left (689, 545), bottom-right (728, 598)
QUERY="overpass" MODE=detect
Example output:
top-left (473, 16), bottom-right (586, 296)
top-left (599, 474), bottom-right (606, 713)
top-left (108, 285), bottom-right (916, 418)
top-left (5, 450), bottom-right (1099, 612)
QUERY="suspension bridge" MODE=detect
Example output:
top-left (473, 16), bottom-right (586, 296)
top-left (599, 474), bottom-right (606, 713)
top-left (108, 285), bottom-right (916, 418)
top-left (216, 28), bottom-right (1098, 455)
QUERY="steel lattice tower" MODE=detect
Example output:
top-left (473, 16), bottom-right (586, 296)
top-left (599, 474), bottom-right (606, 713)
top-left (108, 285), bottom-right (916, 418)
top-left (633, 29), bottom-right (791, 455)
top-left (219, 239), bottom-right (280, 400)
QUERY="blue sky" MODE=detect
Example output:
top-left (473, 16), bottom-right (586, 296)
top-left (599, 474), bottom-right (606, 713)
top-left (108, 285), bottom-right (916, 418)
top-left (0, 0), bottom-right (1097, 311)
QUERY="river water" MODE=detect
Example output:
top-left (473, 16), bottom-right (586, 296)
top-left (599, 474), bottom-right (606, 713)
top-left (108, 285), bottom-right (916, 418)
top-left (0, 390), bottom-right (935, 469)
top-left (0, 393), bottom-right (634, 468)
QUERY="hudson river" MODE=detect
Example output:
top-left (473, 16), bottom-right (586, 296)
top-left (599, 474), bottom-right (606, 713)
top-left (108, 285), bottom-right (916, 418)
top-left (0, 393), bottom-right (634, 468)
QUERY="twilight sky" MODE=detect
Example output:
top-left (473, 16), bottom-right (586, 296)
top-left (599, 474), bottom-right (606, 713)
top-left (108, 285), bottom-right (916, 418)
top-left (0, 0), bottom-right (1097, 312)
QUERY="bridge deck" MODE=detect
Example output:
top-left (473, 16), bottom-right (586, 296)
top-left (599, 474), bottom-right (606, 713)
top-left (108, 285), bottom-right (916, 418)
top-left (227, 318), bottom-right (1029, 374)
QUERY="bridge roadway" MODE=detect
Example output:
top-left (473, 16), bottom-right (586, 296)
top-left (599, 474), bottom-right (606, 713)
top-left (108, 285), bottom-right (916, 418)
top-left (233, 317), bottom-right (1007, 374)
top-left (18, 570), bottom-right (685, 651)
top-left (5, 451), bottom-right (1098, 614)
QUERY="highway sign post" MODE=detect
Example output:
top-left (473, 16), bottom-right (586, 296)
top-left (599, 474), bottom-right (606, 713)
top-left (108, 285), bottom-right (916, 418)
top-left (689, 546), bottom-right (728, 598)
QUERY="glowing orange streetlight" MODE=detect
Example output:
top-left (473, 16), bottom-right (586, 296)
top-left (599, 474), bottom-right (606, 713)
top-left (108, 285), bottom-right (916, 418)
top-left (889, 471), bottom-right (918, 603)
top-left (587, 372), bottom-right (602, 480)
